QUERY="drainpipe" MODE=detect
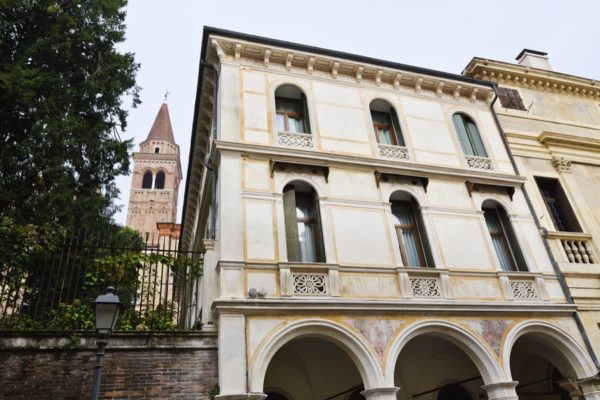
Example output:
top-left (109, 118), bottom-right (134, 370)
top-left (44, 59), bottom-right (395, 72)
top-left (489, 84), bottom-right (600, 370)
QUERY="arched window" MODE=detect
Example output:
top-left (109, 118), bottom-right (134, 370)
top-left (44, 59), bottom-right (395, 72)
top-left (452, 113), bottom-right (487, 157)
top-left (275, 85), bottom-right (310, 134)
top-left (390, 192), bottom-right (434, 268)
top-left (370, 99), bottom-right (405, 146)
top-left (142, 171), bottom-right (153, 189)
top-left (283, 181), bottom-right (325, 263)
top-left (155, 171), bottom-right (165, 189)
top-left (482, 201), bottom-right (527, 272)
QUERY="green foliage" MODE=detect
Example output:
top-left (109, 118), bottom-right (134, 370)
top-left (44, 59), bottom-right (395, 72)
top-left (208, 385), bottom-right (220, 400)
top-left (0, 0), bottom-right (140, 229)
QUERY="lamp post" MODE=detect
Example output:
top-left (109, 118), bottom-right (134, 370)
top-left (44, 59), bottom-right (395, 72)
top-left (90, 287), bottom-right (123, 400)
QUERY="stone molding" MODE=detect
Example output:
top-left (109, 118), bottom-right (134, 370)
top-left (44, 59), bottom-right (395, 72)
top-left (209, 36), bottom-right (493, 105)
top-left (552, 155), bottom-right (572, 173)
top-left (464, 58), bottom-right (600, 99)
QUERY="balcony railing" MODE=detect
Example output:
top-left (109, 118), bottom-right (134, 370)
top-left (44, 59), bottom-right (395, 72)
top-left (277, 131), bottom-right (313, 149)
top-left (378, 144), bottom-right (409, 160)
top-left (465, 155), bottom-right (493, 171)
top-left (547, 231), bottom-right (596, 264)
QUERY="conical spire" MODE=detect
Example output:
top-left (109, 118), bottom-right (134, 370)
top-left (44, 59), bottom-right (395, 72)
top-left (146, 102), bottom-right (176, 144)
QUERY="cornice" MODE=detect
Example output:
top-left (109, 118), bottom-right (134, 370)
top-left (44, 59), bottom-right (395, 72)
top-left (214, 140), bottom-right (526, 185)
top-left (212, 298), bottom-right (577, 316)
top-left (538, 131), bottom-right (600, 152)
top-left (209, 35), bottom-right (495, 105)
top-left (464, 58), bottom-right (600, 99)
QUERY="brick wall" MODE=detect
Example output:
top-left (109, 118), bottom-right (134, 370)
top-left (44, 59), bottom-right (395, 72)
top-left (0, 332), bottom-right (218, 400)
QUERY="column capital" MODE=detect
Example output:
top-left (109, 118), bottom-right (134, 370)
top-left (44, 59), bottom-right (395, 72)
top-left (361, 387), bottom-right (400, 400)
top-left (203, 238), bottom-right (216, 250)
top-left (481, 381), bottom-right (519, 400)
top-left (578, 374), bottom-right (600, 399)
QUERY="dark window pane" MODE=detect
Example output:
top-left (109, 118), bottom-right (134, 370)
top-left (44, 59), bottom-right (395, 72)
top-left (142, 172), bottom-right (153, 189)
top-left (535, 177), bottom-right (581, 232)
top-left (155, 172), bottom-right (165, 189)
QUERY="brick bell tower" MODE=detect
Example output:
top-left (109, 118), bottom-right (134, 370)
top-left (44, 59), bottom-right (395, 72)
top-left (126, 101), bottom-right (182, 242)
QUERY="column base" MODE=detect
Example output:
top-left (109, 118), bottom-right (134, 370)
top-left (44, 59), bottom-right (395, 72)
top-left (215, 394), bottom-right (267, 400)
top-left (361, 387), bottom-right (400, 400)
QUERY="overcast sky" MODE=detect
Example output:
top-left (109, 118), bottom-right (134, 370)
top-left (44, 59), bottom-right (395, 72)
top-left (112, 0), bottom-right (600, 225)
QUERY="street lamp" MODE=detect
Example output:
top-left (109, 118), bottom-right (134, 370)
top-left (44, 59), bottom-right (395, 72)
top-left (90, 287), bottom-right (123, 400)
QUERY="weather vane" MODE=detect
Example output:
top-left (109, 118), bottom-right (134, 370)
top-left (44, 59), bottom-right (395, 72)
top-left (164, 88), bottom-right (170, 102)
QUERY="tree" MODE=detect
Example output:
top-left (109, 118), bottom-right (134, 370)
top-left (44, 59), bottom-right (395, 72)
top-left (0, 0), bottom-right (140, 229)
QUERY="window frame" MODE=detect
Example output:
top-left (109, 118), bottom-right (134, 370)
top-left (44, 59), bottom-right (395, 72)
top-left (482, 203), bottom-right (528, 272)
top-left (369, 100), bottom-right (405, 147)
top-left (275, 97), bottom-right (306, 133)
top-left (535, 177), bottom-right (582, 232)
top-left (452, 112), bottom-right (488, 158)
top-left (391, 198), bottom-right (434, 268)
top-left (274, 84), bottom-right (311, 135)
top-left (282, 182), bottom-right (325, 263)
top-left (154, 171), bottom-right (166, 190)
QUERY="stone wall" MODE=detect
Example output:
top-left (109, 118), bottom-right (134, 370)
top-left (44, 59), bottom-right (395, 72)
top-left (0, 331), bottom-right (218, 400)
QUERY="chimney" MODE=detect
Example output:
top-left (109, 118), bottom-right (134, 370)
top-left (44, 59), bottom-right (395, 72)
top-left (516, 49), bottom-right (552, 70)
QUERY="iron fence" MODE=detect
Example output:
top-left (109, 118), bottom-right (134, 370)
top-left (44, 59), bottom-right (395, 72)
top-left (0, 229), bottom-right (203, 331)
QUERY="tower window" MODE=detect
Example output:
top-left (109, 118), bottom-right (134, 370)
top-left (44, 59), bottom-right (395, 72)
top-left (142, 172), bottom-right (153, 189)
top-left (154, 147), bottom-right (160, 154)
top-left (155, 171), bottom-right (165, 189)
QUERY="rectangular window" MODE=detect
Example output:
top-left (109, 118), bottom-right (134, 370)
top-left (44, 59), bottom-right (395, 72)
top-left (535, 177), bottom-right (581, 232)
top-left (154, 147), bottom-right (160, 154)
top-left (498, 88), bottom-right (526, 111)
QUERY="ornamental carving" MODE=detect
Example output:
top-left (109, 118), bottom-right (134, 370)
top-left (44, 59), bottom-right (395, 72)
top-left (277, 132), bottom-right (313, 149)
top-left (410, 278), bottom-right (441, 297)
top-left (510, 280), bottom-right (538, 300)
top-left (552, 156), bottom-right (571, 174)
top-left (378, 144), bottom-right (409, 160)
top-left (292, 273), bottom-right (327, 295)
top-left (465, 156), bottom-right (494, 171)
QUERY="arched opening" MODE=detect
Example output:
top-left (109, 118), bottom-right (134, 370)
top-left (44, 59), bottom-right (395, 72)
top-left (370, 99), bottom-right (405, 146)
top-left (510, 334), bottom-right (576, 399)
top-left (275, 84), bottom-right (311, 134)
top-left (142, 171), bottom-right (153, 189)
top-left (452, 113), bottom-right (487, 157)
top-left (283, 181), bottom-right (325, 263)
top-left (154, 171), bottom-right (165, 189)
top-left (394, 335), bottom-right (484, 400)
top-left (263, 337), bottom-right (365, 400)
top-left (390, 191), bottom-right (434, 268)
top-left (482, 200), bottom-right (527, 272)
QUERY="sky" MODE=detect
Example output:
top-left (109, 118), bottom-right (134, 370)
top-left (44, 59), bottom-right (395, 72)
top-left (112, 0), bottom-right (600, 225)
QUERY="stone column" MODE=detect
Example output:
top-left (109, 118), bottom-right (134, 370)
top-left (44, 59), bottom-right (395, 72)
top-left (218, 314), bottom-right (248, 397)
top-left (481, 381), bottom-right (519, 400)
top-left (360, 387), bottom-right (399, 400)
top-left (201, 239), bottom-right (216, 330)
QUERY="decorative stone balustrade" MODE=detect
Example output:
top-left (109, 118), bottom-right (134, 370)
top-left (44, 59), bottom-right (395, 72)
top-left (465, 155), bottom-right (493, 171)
top-left (561, 239), bottom-right (595, 264)
top-left (378, 144), bottom-right (409, 160)
top-left (547, 232), bottom-right (596, 264)
top-left (277, 131), bottom-right (313, 149)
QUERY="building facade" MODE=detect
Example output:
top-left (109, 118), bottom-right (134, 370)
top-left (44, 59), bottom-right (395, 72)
top-left (126, 102), bottom-right (182, 243)
top-left (464, 50), bottom-right (600, 363)
top-left (181, 28), bottom-right (600, 400)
